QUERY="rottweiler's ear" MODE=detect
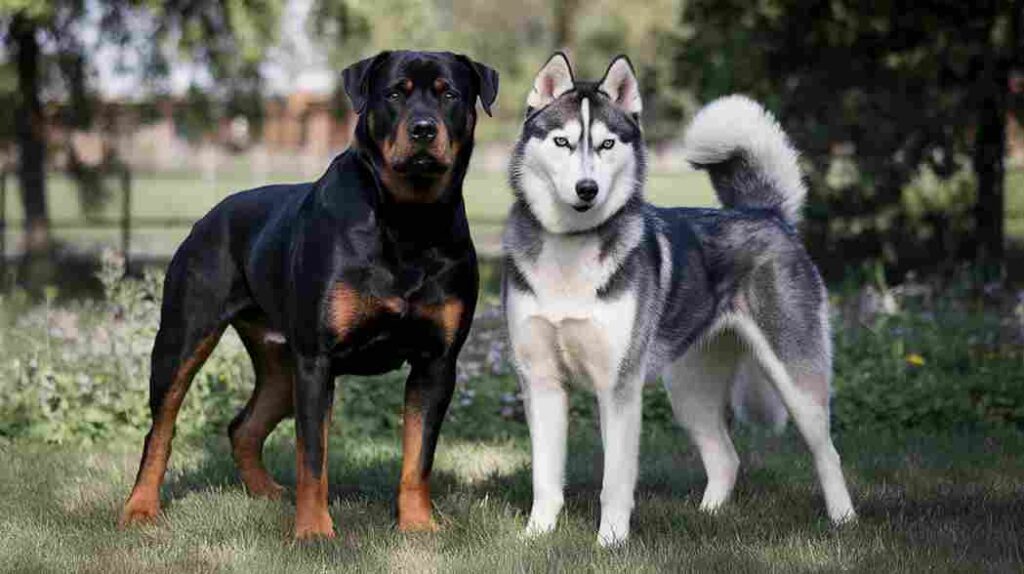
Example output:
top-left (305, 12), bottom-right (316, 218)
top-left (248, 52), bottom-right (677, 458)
top-left (528, 52), bottom-right (574, 112)
top-left (342, 51), bottom-right (392, 114)
top-left (598, 55), bottom-right (642, 115)
top-left (456, 55), bottom-right (500, 117)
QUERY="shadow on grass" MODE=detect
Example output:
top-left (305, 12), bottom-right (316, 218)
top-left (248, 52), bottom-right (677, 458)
top-left (4, 425), bottom-right (1023, 571)
top-left (156, 425), bottom-right (1024, 563)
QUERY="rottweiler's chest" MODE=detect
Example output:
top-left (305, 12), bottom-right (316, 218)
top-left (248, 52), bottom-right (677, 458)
top-left (325, 262), bottom-right (465, 373)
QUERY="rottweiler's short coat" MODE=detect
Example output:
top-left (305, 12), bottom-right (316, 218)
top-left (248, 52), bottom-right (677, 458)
top-left (118, 51), bottom-right (498, 539)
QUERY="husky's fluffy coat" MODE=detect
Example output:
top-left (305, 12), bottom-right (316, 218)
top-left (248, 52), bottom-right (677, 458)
top-left (502, 53), bottom-right (856, 546)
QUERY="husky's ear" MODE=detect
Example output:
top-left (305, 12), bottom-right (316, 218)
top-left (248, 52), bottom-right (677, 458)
top-left (527, 52), bottom-right (574, 111)
top-left (342, 51), bottom-right (393, 114)
top-left (598, 55), bottom-right (642, 116)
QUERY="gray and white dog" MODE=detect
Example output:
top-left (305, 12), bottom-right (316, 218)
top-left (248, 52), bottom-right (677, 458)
top-left (502, 52), bottom-right (856, 546)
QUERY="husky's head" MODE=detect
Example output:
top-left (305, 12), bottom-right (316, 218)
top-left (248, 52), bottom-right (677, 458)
top-left (509, 53), bottom-right (646, 233)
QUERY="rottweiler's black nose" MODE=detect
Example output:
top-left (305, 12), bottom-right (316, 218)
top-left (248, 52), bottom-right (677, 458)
top-left (575, 179), bottom-right (599, 202)
top-left (410, 119), bottom-right (438, 142)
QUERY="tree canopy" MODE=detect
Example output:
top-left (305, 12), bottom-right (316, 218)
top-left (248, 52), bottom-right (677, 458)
top-left (672, 0), bottom-right (1023, 278)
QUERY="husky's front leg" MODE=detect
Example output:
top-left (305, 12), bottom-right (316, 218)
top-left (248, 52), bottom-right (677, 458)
top-left (513, 317), bottom-right (568, 537)
top-left (596, 380), bottom-right (643, 547)
top-left (522, 381), bottom-right (568, 535)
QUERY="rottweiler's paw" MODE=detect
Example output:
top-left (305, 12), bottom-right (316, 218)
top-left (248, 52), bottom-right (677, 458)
top-left (118, 498), bottom-right (160, 528)
top-left (397, 516), bottom-right (439, 533)
top-left (294, 513), bottom-right (336, 541)
top-left (244, 476), bottom-right (286, 500)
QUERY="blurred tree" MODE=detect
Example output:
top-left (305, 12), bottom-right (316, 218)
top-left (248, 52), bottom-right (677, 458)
top-left (673, 0), bottom-right (1024, 278)
top-left (572, 0), bottom-right (685, 142)
top-left (553, 0), bottom-right (581, 51)
top-left (308, 0), bottom-right (686, 141)
top-left (0, 0), bottom-right (280, 276)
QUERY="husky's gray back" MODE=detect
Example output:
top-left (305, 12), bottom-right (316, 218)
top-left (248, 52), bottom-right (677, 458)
top-left (503, 77), bottom-right (857, 535)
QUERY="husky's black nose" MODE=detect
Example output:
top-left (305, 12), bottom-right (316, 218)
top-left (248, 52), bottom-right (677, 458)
top-left (575, 179), bottom-right (599, 202)
top-left (410, 118), bottom-right (438, 142)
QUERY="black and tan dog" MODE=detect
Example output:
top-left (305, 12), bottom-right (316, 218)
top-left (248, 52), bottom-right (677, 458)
top-left (118, 51), bottom-right (498, 540)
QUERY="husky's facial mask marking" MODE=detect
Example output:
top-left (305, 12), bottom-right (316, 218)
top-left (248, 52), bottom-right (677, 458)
top-left (511, 54), bottom-right (646, 233)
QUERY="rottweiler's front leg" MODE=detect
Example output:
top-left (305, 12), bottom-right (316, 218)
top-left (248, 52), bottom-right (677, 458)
top-left (398, 358), bottom-right (457, 531)
top-left (293, 355), bottom-right (336, 540)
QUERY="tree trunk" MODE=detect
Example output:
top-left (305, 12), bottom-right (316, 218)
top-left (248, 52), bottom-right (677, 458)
top-left (972, 81), bottom-right (1006, 268)
top-left (971, 0), bottom-right (1012, 271)
top-left (11, 15), bottom-right (50, 256)
top-left (553, 0), bottom-right (580, 52)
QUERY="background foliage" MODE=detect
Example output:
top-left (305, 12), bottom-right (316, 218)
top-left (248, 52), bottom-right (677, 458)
top-left (1, 259), bottom-right (1021, 446)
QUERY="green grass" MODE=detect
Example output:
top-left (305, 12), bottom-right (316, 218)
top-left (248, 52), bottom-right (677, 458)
top-left (2, 425), bottom-right (1022, 572)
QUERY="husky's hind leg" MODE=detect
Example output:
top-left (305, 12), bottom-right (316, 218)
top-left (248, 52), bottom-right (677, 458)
top-left (663, 331), bottom-right (742, 512)
top-left (731, 315), bottom-right (856, 523)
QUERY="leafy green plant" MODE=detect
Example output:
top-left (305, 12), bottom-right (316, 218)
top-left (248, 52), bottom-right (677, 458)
top-left (1, 258), bottom-right (1021, 446)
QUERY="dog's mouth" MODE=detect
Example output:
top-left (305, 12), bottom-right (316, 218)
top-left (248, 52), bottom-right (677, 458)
top-left (572, 203), bottom-right (594, 213)
top-left (391, 152), bottom-right (450, 177)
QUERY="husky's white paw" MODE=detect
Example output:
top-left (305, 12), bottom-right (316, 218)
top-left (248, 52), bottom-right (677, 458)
top-left (830, 509), bottom-right (857, 526)
top-left (597, 512), bottom-right (630, 548)
top-left (596, 524), bottom-right (629, 548)
top-left (520, 520), bottom-right (556, 541)
top-left (698, 495), bottom-right (729, 514)
top-left (520, 497), bottom-right (562, 540)
top-left (521, 512), bottom-right (559, 541)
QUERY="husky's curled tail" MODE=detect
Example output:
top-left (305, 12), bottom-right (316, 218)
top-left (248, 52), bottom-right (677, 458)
top-left (683, 95), bottom-right (813, 431)
top-left (683, 95), bottom-right (806, 226)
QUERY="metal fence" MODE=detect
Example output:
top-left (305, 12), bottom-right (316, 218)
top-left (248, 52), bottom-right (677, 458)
top-left (0, 168), bottom-right (204, 276)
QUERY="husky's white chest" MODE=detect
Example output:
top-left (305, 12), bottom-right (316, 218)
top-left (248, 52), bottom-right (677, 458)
top-left (507, 235), bottom-right (638, 390)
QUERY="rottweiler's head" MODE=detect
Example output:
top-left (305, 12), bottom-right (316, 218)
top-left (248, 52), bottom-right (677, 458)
top-left (343, 51), bottom-right (499, 204)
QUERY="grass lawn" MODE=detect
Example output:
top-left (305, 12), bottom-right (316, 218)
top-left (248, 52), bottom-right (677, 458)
top-left (2, 423), bottom-right (1022, 572)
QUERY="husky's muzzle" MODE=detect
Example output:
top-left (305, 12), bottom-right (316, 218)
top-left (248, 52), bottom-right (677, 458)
top-left (573, 178), bottom-right (599, 212)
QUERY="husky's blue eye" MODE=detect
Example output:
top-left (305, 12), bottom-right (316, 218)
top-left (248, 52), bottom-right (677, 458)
top-left (553, 137), bottom-right (570, 148)
top-left (443, 90), bottom-right (459, 101)
top-left (386, 90), bottom-right (401, 101)
top-left (600, 139), bottom-right (615, 150)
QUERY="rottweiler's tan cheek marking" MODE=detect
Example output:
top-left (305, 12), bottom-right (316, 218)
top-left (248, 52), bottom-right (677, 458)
top-left (433, 121), bottom-right (452, 163)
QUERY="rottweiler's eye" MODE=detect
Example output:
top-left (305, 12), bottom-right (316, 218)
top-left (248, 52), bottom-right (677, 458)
top-left (553, 137), bottom-right (570, 148)
top-left (443, 90), bottom-right (459, 101)
top-left (600, 139), bottom-right (616, 150)
top-left (386, 90), bottom-right (401, 101)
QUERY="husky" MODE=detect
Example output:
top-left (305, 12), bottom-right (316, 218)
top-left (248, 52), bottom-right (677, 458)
top-left (502, 52), bottom-right (856, 546)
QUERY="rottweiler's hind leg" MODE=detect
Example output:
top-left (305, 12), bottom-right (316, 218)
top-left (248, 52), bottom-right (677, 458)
top-left (119, 241), bottom-right (239, 528)
top-left (229, 318), bottom-right (294, 499)
top-left (119, 320), bottom-right (226, 527)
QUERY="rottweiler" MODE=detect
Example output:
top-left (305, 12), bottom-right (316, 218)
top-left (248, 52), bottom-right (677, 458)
top-left (118, 51), bottom-right (498, 540)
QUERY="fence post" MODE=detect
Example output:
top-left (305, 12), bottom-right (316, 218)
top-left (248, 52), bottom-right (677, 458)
top-left (120, 167), bottom-right (131, 275)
